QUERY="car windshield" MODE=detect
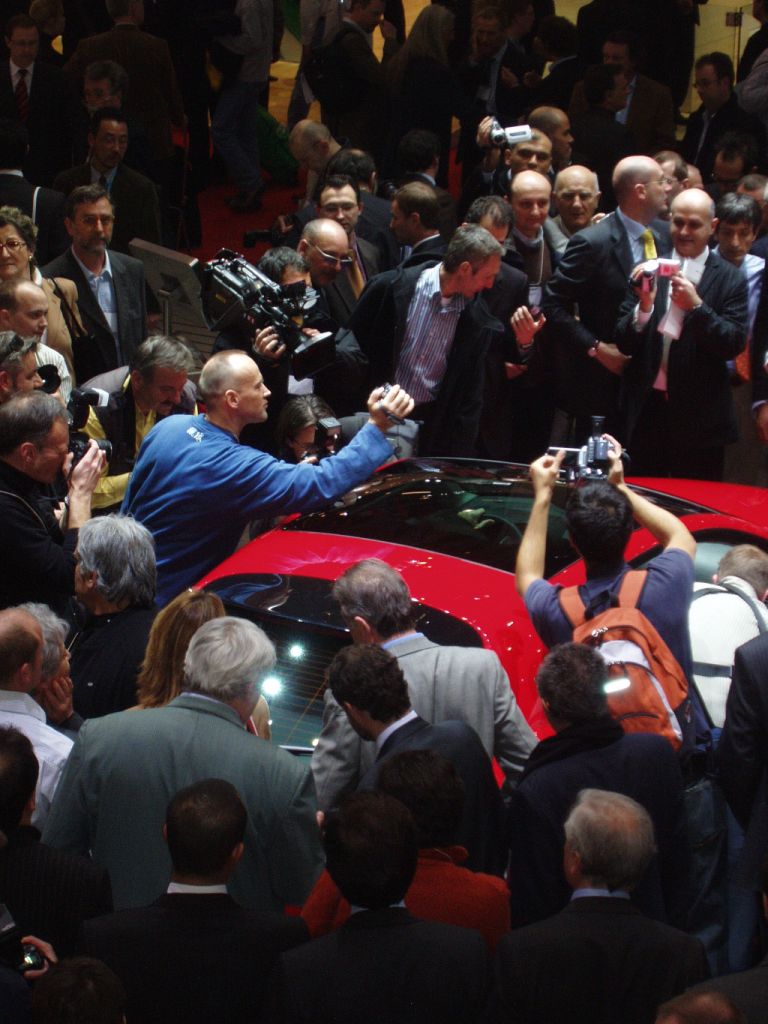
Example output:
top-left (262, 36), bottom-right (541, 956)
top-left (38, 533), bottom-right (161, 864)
top-left (281, 461), bottom-right (704, 578)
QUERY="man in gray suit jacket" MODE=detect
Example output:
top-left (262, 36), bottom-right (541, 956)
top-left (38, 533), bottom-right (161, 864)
top-left (311, 558), bottom-right (537, 811)
top-left (43, 617), bottom-right (324, 911)
top-left (41, 183), bottom-right (147, 383)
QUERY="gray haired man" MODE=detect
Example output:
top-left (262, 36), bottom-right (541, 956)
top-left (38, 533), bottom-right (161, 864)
top-left (43, 616), bottom-right (324, 911)
top-left (68, 513), bottom-right (157, 719)
top-left (82, 334), bottom-right (198, 512)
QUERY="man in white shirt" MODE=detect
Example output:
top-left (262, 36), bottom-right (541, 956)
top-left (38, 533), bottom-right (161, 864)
top-left (0, 607), bottom-right (72, 829)
top-left (617, 187), bottom-right (748, 480)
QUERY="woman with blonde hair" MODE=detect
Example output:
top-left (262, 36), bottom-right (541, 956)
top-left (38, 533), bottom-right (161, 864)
top-left (136, 589), bottom-right (271, 739)
top-left (385, 5), bottom-right (474, 186)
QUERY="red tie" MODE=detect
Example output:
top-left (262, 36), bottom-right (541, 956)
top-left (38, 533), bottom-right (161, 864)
top-left (15, 69), bottom-right (29, 122)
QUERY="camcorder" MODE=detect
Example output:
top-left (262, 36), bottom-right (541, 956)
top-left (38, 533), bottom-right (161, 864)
top-left (303, 416), bottom-right (341, 461)
top-left (488, 121), bottom-right (533, 150)
top-left (200, 248), bottom-right (335, 380)
top-left (632, 257), bottom-right (681, 294)
top-left (547, 416), bottom-right (613, 484)
top-left (67, 388), bottom-right (112, 468)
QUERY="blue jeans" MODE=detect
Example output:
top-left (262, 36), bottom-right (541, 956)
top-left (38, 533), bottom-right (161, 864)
top-left (211, 80), bottom-right (263, 192)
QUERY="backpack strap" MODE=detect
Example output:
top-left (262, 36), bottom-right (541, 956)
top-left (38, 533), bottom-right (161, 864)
top-left (616, 569), bottom-right (648, 609)
top-left (558, 585), bottom-right (587, 628)
top-left (691, 581), bottom-right (768, 635)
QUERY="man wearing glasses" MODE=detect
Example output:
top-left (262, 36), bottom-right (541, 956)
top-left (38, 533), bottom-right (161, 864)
top-left (296, 217), bottom-right (357, 325)
top-left (0, 387), bottom-right (104, 615)
top-left (543, 154), bottom-right (673, 445)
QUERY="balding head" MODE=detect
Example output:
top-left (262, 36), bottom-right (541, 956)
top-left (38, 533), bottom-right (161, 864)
top-left (0, 608), bottom-right (42, 693)
top-left (298, 218), bottom-right (351, 287)
top-left (198, 351), bottom-right (257, 404)
top-left (670, 188), bottom-right (717, 258)
top-left (613, 155), bottom-right (670, 222)
top-left (553, 165), bottom-right (600, 233)
top-left (510, 170), bottom-right (552, 239)
top-left (529, 106), bottom-right (573, 169)
top-left (289, 120), bottom-right (336, 173)
top-left (0, 279), bottom-right (48, 340)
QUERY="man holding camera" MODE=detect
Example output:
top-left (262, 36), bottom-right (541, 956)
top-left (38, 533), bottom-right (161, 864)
top-left (515, 435), bottom-right (697, 729)
top-left (0, 390), bottom-right (105, 615)
top-left (122, 350), bottom-right (413, 606)
top-left (616, 188), bottom-right (748, 480)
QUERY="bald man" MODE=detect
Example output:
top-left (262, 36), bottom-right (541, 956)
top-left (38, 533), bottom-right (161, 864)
top-left (545, 166), bottom-right (601, 254)
top-left (617, 188), bottom-right (748, 480)
top-left (122, 351), bottom-right (414, 604)
top-left (543, 155), bottom-right (673, 443)
top-left (0, 607), bottom-right (72, 829)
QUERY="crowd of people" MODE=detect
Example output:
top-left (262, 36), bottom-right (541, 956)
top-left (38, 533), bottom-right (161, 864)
top-left (3, 0), bottom-right (768, 1021)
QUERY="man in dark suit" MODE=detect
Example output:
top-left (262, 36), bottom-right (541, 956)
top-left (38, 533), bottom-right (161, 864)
top-left (524, 15), bottom-right (581, 112)
top-left (0, 725), bottom-right (112, 957)
top-left (325, 148), bottom-right (399, 270)
top-left (543, 154), bottom-right (672, 443)
top-left (315, 175), bottom-right (380, 328)
top-left (53, 107), bottom-right (161, 254)
top-left (505, 643), bottom-right (690, 928)
top-left (0, 14), bottom-right (73, 187)
top-left (616, 187), bottom-right (748, 480)
top-left (343, 223), bottom-right (503, 456)
top-left (719, 632), bottom-right (768, 893)
top-left (493, 789), bottom-right (708, 1024)
top-left (396, 129), bottom-right (458, 241)
top-left (0, 118), bottom-right (68, 264)
top-left (389, 182), bottom-right (445, 268)
top-left (270, 790), bottom-right (489, 1024)
top-left (41, 183), bottom-right (147, 383)
top-left (80, 778), bottom-right (308, 1024)
top-left (326, 643), bottom-right (506, 875)
top-left (682, 53), bottom-right (766, 184)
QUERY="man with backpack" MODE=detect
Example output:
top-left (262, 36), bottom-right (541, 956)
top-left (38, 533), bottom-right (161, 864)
top-left (515, 436), bottom-right (698, 749)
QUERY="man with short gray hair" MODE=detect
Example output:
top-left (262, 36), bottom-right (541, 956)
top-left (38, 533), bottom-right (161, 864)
top-left (545, 165), bottom-right (601, 254)
top-left (67, 514), bottom-right (156, 719)
top-left (312, 557), bottom-right (536, 811)
top-left (82, 334), bottom-right (198, 511)
top-left (494, 788), bottom-right (708, 1024)
top-left (344, 224), bottom-right (503, 456)
top-left (44, 615), bottom-right (324, 911)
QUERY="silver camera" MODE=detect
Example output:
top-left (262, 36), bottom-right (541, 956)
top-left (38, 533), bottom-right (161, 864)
top-left (488, 122), bottom-right (533, 149)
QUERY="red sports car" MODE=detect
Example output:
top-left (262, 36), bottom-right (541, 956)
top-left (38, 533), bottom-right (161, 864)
top-left (197, 459), bottom-right (768, 748)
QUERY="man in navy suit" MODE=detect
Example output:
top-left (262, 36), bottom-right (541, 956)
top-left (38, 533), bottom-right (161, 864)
top-left (0, 14), bottom-right (72, 186)
top-left (80, 778), bottom-right (308, 1024)
top-left (493, 789), bottom-right (708, 1024)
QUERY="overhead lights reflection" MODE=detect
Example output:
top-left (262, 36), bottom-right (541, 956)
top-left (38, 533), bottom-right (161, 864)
top-left (288, 643), bottom-right (304, 660)
top-left (262, 676), bottom-right (283, 698)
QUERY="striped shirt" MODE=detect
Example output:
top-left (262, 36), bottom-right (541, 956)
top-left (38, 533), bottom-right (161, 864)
top-left (396, 263), bottom-right (466, 404)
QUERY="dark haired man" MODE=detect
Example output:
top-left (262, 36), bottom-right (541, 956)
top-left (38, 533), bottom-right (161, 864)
top-left (0, 13), bottom-right (72, 186)
top-left (681, 52), bottom-right (765, 183)
top-left (80, 778), bottom-right (308, 1023)
top-left (53, 106), bottom-right (161, 253)
top-left (0, 724), bottom-right (111, 954)
top-left (569, 63), bottom-right (633, 211)
top-left (326, 643), bottom-right (505, 874)
top-left (389, 182), bottom-right (445, 266)
top-left (312, 557), bottom-right (535, 813)
top-left (42, 184), bottom-right (147, 381)
top-left (506, 644), bottom-right (690, 927)
top-left (515, 434), bottom-right (697, 736)
top-left (0, 390), bottom-right (104, 613)
top-left (272, 791), bottom-right (489, 1024)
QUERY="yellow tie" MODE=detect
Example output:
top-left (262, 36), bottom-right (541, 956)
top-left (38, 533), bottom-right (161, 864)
top-left (640, 229), bottom-right (657, 260)
top-left (347, 254), bottom-right (365, 299)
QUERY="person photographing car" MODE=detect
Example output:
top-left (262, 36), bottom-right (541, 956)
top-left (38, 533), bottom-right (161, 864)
top-left (122, 350), bottom-right (413, 606)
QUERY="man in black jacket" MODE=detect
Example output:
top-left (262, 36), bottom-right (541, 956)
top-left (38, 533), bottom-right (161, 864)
top-left (343, 223), bottom-right (502, 456)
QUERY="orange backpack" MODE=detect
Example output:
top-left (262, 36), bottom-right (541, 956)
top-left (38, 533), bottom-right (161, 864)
top-left (558, 571), bottom-right (691, 751)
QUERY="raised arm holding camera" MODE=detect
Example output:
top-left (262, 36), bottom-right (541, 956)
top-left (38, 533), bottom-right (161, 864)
top-left (0, 391), bottom-right (106, 616)
top-left (515, 433), bottom-right (697, 737)
top-left (122, 350), bottom-right (413, 606)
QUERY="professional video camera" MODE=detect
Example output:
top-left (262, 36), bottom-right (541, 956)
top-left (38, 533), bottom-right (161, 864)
top-left (67, 387), bottom-right (112, 467)
top-left (200, 248), bottom-right (335, 380)
top-left (488, 121), bottom-right (533, 150)
top-left (548, 416), bottom-right (612, 484)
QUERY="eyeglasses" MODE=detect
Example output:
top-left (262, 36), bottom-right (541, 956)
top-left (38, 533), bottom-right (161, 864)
top-left (0, 237), bottom-right (27, 252)
top-left (309, 243), bottom-right (354, 267)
